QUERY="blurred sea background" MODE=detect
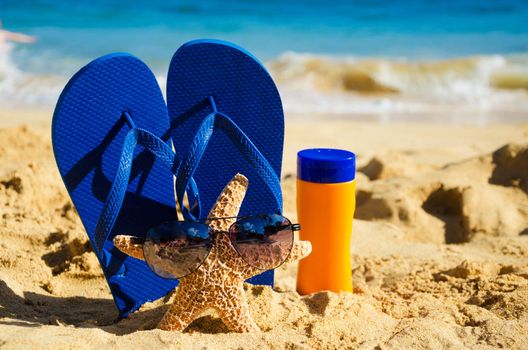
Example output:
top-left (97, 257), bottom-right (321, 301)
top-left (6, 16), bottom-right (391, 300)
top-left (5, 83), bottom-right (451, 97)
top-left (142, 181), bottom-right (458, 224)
top-left (1, 0), bottom-right (528, 123)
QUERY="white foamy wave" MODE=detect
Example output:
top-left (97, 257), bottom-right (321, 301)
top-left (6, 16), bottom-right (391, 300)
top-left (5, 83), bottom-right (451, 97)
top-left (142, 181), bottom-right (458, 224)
top-left (0, 44), bottom-right (24, 102)
top-left (270, 52), bottom-right (528, 116)
top-left (0, 46), bottom-right (65, 108)
top-left (2, 47), bottom-right (528, 122)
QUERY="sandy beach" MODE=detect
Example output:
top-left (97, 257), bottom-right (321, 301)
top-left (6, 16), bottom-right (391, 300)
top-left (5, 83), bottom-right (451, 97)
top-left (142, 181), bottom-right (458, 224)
top-left (0, 110), bottom-right (526, 349)
top-left (2, 1), bottom-right (528, 348)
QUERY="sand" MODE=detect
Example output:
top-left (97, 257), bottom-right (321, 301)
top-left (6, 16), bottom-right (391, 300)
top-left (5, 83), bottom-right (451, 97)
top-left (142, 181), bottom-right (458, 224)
top-left (0, 112), bottom-right (527, 349)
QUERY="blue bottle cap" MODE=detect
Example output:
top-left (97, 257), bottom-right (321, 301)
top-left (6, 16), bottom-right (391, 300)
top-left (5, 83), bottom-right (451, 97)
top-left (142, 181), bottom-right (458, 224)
top-left (297, 148), bottom-right (356, 183)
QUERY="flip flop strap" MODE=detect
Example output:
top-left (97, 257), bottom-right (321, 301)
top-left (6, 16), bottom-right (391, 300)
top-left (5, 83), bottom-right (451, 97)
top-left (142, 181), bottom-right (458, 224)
top-left (175, 111), bottom-right (283, 221)
top-left (93, 127), bottom-right (200, 256)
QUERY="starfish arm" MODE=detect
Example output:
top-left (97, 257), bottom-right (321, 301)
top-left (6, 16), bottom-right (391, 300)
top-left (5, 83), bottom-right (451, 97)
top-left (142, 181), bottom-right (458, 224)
top-left (206, 173), bottom-right (254, 272)
top-left (241, 240), bottom-right (312, 280)
top-left (215, 285), bottom-right (261, 333)
top-left (113, 235), bottom-right (145, 260)
top-left (158, 285), bottom-right (205, 332)
top-left (206, 173), bottom-right (248, 231)
top-left (285, 240), bottom-right (312, 263)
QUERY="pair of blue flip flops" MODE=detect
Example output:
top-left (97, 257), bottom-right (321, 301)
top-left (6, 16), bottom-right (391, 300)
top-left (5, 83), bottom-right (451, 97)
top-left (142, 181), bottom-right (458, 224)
top-left (52, 40), bottom-right (284, 317)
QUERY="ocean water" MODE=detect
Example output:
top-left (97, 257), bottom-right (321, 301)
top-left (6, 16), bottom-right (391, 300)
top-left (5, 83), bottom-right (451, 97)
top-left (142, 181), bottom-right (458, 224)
top-left (1, 0), bottom-right (528, 122)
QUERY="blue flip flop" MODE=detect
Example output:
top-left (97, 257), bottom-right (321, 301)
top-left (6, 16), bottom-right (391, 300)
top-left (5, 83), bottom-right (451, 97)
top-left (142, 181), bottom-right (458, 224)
top-left (167, 39), bottom-right (285, 286)
top-left (52, 53), bottom-right (199, 317)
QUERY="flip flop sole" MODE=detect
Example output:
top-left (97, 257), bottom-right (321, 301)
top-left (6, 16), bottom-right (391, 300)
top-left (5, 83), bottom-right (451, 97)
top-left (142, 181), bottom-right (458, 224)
top-left (52, 53), bottom-right (178, 316)
top-left (167, 40), bottom-right (284, 285)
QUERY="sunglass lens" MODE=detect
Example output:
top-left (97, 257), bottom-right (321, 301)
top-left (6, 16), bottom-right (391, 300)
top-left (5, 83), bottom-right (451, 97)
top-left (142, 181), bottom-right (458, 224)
top-left (143, 221), bottom-right (212, 279)
top-left (229, 214), bottom-right (294, 269)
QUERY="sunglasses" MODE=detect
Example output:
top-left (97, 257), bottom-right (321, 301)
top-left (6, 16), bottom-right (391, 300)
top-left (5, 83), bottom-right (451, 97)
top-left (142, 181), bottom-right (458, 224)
top-left (141, 213), bottom-right (300, 279)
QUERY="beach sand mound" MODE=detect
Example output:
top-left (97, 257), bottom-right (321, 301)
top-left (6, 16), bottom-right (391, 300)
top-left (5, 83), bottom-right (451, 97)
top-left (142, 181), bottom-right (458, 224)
top-left (356, 143), bottom-right (528, 244)
top-left (1, 125), bottom-right (527, 349)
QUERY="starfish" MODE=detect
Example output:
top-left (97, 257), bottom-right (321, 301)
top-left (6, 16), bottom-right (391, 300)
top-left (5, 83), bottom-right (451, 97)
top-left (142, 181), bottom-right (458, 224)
top-left (113, 173), bottom-right (312, 332)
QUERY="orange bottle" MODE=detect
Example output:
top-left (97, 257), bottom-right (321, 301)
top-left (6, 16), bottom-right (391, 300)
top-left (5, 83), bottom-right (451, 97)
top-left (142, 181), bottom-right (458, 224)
top-left (296, 148), bottom-right (356, 295)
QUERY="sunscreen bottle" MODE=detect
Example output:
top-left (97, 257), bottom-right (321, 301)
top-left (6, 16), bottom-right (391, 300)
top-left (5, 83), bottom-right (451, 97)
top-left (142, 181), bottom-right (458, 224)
top-left (296, 148), bottom-right (356, 295)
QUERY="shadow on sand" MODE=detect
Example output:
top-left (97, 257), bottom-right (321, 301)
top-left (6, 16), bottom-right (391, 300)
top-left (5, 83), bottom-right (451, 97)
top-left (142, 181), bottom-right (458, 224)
top-left (0, 280), bottom-right (171, 335)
